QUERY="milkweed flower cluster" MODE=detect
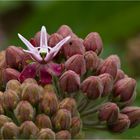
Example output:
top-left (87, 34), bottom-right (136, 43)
top-left (0, 25), bottom-right (140, 139)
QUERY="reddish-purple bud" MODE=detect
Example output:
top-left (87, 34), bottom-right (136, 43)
top-left (81, 76), bottom-right (103, 100)
top-left (121, 106), bottom-right (140, 128)
top-left (63, 37), bottom-right (85, 58)
top-left (48, 33), bottom-right (63, 47)
top-left (20, 121), bottom-right (39, 139)
top-left (83, 32), bottom-right (103, 55)
top-left (52, 109), bottom-right (71, 131)
top-left (99, 73), bottom-right (113, 97)
top-left (98, 102), bottom-right (119, 124)
top-left (97, 55), bottom-right (120, 79)
top-left (14, 101), bottom-right (35, 123)
top-left (35, 114), bottom-right (52, 129)
top-left (37, 128), bottom-right (55, 140)
top-left (59, 70), bottom-right (80, 93)
top-left (2, 68), bottom-right (20, 84)
top-left (70, 117), bottom-right (82, 137)
top-left (113, 77), bottom-right (136, 102)
top-left (84, 51), bottom-right (99, 70)
top-left (56, 130), bottom-right (71, 140)
top-left (6, 46), bottom-right (25, 69)
top-left (59, 98), bottom-right (77, 117)
top-left (115, 69), bottom-right (125, 83)
top-left (1, 122), bottom-right (19, 139)
top-left (108, 113), bottom-right (130, 133)
top-left (65, 54), bottom-right (86, 76)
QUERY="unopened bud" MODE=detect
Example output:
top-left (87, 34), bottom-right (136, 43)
top-left (44, 84), bottom-right (55, 93)
top-left (56, 130), bottom-right (71, 140)
top-left (23, 78), bottom-right (38, 85)
top-left (98, 102), bottom-right (119, 124)
top-left (20, 121), bottom-right (39, 139)
top-left (121, 106), bottom-right (140, 128)
top-left (83, 32), bottom-right (103, 55)
top-left (81, 76), bottom-right (103, 100)
top-left (59, 98), bottom-right (77, 117)
top-left (0, 115), bottom-right (12, 129)
top-left (37, 128), bottom-right (55, 140)
top-left (6, 46), bottom-right (25, 69)
top-left (1, 122), bottom-right (19, 139)
top-left (0, 91), bottom-right (3, 104)
top-left (35, 114), bottom-right (52, 129)
top-left (108, 113), bottom-right (130, 133)
top-left (115, 69), bottom-right (125, 83)
top-left (65, 54), bottom-right (86, 76)
top-left (3, 89), bottom-right (19, 110)
top-left (39, 92), bottom-right (58, 115)
top-left (52, 109), bottom-right (71, 131)
top-left (59, 70), bottom-right (80, 93)
top-left (70, 117), bottom-right (82, 137)
top-left (0, 51), bottom-right (7, 69)
top-left (84, 51), bottom-right (99, 70)
top-left (14, 101), bottom-right (35, 123)
top-left (99, 73), bottom-right (113, 97)
top-left (0, 104), bottom-right (4, 114)
top-left (63, 37), bottom-right (85, 58)
top-left (113, 77), bottom-right (136, 101)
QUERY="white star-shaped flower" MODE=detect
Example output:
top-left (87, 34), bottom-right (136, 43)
top-left (18, 26), bottom-right (70, 62)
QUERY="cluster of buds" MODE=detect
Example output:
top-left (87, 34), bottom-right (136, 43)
top-left (0, 25), bottom-right (139, 139)
top-left (0, 79), bottom-right (82, 139)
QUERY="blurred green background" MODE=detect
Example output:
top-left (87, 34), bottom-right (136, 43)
top-left (1, 1), bottom-right (140, 139)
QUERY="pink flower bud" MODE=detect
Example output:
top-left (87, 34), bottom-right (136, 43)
top-left (20, 121), bottom-right (39, 139)
top-left (37, 128), bottom-right (55, 140)
top-left (99, 73), bottom-right (113, 97)
top-left (113, 77), bottom-right (136, 101)
top-left (115, 69), bottom-right (125, 83)
top-left (63, 37), bottom-right (85, 58)
top-left (52, 109), bottom-right (71, 131)
top-left (48, 33), bottom-right (63, 47)
top-left (0, 115), bottom-right (12, 129)
top-left (2, 68), bottom-right (20, 84)
top-left (14, 101), bottom-right (35, 123)
top-left (59, 98), bottom-right (77, 117)
top-left (98, 102), bottom-right (119, 124)
top-left (121, 106), bottom-right (140, 128)
top-left (65, 54), bottom-right (86, 76)
top-left (35, 114), bottom-right (52, 129)
top-left (84, 51), bottom-right (99, 70)
top-left (59, 70), bottom-right (80, 93)
top-left (1, 122), bottom-right (19, 139)
top-left (6, 46), bottom-right (25, 69)
top-left (108, 113), bottom-right (130, 133)
top-left (83, 32), bottom-right (103, 55)
top-left (97, 55), bottom-right (120, 79)
top-left (56, 130), bottom-right (71, 139)
top-left (81, 76), bottom-right (103, 100)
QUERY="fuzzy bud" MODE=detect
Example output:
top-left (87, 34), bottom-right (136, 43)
top-left (20, 121), bottom-right (39, 139)
top-left (113, 77), bottom-right (136, 102)
top-left (35, 114), bottom-right (52, 129)
top-left (115, 69), bottom-right (125, 83)
top-left (14, 101), bottom-right (35, 123)
top-left (39, 92), bottom-right (58, 115)
top-left (84, 51), bottom-right (99, 70)
top-left (1, 122), bottom-right (19, 139)
top-left (65, 54), bottom-right (86, 76)
top-left (52, 109), bottom-right (71, 131)
top-left (0, 104), bottom-right (4, 114)
top-left (37, 128), bottom-right (55, 140)
top-left (6, 46), bottom-right (25, 69)
top-left (21, 83), bottom-right (42, 105)
top-left (3, 89), bottom-right (19, 110)
top-left (59, 98), bottom-right (77, 117)
top-left (83, 32), bottom-right (103, 55)
top-left (121, 106), bottom-right (140, 128)
top-left (98, 102), bottom-right (119, 124)
top-left (108, 113), bottom-right (130, 133)
top-left (0, 51), bottom-right (7, 69)
top-left (99, 73), bottom-right (113, 97)
top-left (44, 84), bottom-right (55, 93)
top-left (59, 70), bottom-right (80, 93)
top-left (70, 117), bottom-right (82, 137)
top-left (23, 78), bottom-right (38, 85)
top-left (56, 130), bottom-right (71, 140)
top-left (0, 91), bottom-right (3, 104)
top-left (0, 115), bottom-right (12, 129)
top-left (81, 76), bottom-right (103, 100)
top-left (97, 55), bottom-right (120, 79)
top-left (63, 37), bottom-right (85, 58)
